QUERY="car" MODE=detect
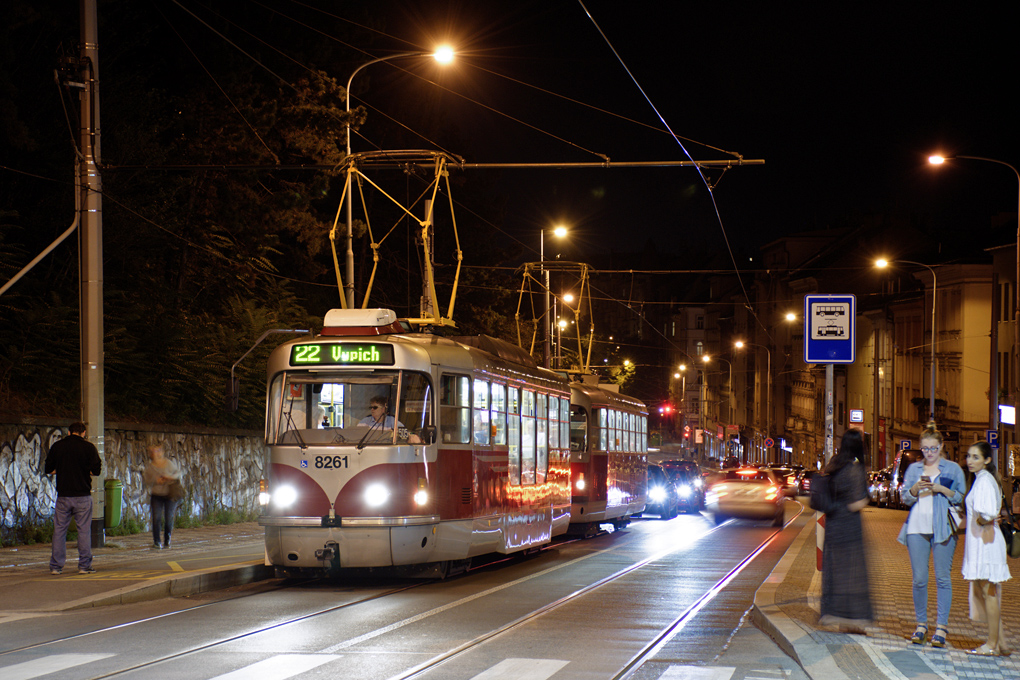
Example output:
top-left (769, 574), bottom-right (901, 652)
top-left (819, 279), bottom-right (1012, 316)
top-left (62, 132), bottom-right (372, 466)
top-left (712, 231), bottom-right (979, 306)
top-left (869, 469), bottom-right (891, 506)
top-left (721, 455), bottom-right (741, 469)
top-left (643, 463), bottom-right (681, 519)
top-left (796, 470), bottom-right (818, 496)
top-left (764, 466), bottom-right (800, 497)
top-left (704, 467), bottom-right (786, 526)
top-left (888, 451), bottom-right (921, 509)
top-left (661, 460), bottom-right (705, 512)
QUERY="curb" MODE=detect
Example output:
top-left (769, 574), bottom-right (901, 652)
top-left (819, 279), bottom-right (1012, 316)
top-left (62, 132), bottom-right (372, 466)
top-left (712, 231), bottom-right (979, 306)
top-left (61, 562), bottom-right (275, 611)
top-left (752, 514), bottom-right (853, 680)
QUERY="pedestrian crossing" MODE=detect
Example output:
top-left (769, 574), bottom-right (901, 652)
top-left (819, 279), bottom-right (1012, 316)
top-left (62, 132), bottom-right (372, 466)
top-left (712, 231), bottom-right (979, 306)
top-left (0, 653), bottom-right (791, 680)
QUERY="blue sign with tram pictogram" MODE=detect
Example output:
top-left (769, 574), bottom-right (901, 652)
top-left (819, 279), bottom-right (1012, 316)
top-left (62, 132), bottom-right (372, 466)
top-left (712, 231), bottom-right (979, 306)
top-left (804, 294), bottom-right (856, 364)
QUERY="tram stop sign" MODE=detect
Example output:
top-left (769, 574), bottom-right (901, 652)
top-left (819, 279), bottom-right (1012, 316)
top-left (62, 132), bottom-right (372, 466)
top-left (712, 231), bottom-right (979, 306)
top-left (804, 294), bottom-right (856, 364)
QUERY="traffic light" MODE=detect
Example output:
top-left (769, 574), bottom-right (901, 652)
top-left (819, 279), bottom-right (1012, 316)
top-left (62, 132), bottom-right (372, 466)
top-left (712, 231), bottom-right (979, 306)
top-left (683, 425), bottom-right (691, 439)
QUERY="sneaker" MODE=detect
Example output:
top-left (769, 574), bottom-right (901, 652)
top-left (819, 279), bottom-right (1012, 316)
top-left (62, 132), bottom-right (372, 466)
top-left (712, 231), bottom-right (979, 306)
top-left (153, 542), bottom-right (163, 549)
top-left (78, 567), bottom-right (97, 574)
top-left (50, 568), bottom-right (62, 575)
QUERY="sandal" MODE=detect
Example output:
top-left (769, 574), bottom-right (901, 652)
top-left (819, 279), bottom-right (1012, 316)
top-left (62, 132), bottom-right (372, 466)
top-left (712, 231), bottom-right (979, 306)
top-left (910, 624), bottom-right (928, 645)
top-left (966, 644), bottom-right (999, 656)
top-left (930, 626), bottom-right (948, 648)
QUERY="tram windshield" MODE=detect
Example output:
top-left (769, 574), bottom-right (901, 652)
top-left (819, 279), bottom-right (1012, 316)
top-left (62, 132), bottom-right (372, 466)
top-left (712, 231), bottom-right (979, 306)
top-left (267, 370), bottom-right (432, 446)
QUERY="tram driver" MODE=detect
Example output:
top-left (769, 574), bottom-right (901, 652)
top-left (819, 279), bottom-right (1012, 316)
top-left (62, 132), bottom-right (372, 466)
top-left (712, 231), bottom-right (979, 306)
top-left (358, 395), bottom-right (422, 443)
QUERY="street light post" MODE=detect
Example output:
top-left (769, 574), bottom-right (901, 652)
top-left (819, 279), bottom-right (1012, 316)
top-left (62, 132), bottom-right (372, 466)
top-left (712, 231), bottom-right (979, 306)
top-left (876, 258), bottom-right (938, 421)
top-left (541, 226), bottom-right (567, 368)
top-left (344, 48), bottom-right (454, 308)
top-left (929, 154), bottom-right (1020, 450)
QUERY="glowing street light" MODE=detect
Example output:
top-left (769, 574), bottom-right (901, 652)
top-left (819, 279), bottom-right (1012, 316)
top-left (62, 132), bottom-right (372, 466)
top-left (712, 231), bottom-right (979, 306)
top-left (734, 340), bottom-right (772, 456)
top-left (541, 225), bottom-right (568, 368)
top-left (343, 47), bottom-right (455, 308)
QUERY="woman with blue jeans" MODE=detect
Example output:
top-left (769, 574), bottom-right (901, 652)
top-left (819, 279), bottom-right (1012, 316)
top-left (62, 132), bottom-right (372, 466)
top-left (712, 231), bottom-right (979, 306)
top-left (897, 423), bottom-right (966, 648)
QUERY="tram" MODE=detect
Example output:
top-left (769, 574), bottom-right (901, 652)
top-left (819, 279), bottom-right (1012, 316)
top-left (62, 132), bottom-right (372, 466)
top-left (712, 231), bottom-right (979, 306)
top-left (259, 308), bottom-right (575, 577)
top-left (567, 376), bottom-right (648, 535)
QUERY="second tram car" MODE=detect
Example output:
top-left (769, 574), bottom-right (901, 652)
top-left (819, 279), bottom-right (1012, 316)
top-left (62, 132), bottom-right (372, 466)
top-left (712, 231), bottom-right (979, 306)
top-left (259, 308), bottom-right (575, 576)
top-left (567, 376), bottom-right (648, 534)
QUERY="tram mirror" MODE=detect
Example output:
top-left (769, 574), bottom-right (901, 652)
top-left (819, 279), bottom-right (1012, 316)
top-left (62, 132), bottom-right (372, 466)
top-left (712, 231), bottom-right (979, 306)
top-left (420, 426), bottom-right (437, 445)
top-left (225, 376), bottom-right (240, 412)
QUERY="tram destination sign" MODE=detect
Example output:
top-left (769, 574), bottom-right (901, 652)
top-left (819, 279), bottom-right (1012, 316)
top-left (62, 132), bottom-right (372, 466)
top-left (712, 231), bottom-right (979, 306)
top-left (290, 343), bottom-right (395, 366)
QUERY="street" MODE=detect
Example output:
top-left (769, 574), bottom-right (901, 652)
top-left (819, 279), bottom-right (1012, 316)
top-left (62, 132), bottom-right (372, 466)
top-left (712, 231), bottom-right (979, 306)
top-left (0, 502), bottom-right (811, 680)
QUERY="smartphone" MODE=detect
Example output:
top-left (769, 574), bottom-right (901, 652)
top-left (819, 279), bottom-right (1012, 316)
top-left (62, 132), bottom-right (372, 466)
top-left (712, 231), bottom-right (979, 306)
top-left (920, 475), bottom-right (931, 483)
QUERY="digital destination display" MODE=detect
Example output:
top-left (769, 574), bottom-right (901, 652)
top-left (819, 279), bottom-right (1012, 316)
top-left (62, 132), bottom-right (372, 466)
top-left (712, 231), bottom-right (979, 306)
top-left (290, 343), bottom-right (395, 366)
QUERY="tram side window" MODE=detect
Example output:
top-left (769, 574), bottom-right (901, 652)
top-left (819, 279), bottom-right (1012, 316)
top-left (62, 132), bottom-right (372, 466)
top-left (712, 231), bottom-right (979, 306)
top-left (536, 393), bottom-right (548, 484)
top-left (521, 389), bottom-right (536, 484)
top-left (267, 374), bottom-right (285, 442)
top-left (508, 387), bottom-right (521, 484)
top-left (548, 396), bottom-right (559, 455)
top-left (598, 408), bottom-right (608, 452)
top-left (624, 412), bottom-right (632, 452)
top-left (473, 379), bottom-right (490, 445)
top-left (491, 383), bottom-right (506, 445)
top-left (640, 415), bottom-right (647, 452)
top-left (440, 374), bottom-right (471, 443)
top-left (570, 405), bottom-right (588, 452)
top-left (560, 398), bottom-right (570, 449)
top-left (615, 410), bottom-right (623, 451)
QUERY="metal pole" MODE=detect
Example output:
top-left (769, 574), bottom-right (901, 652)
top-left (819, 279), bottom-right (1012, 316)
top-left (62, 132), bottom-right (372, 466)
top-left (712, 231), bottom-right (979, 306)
top-left (541, 230), bottom-right (550, 368)
top-left (80, 0), bottom-right (106, 546)
top-left (825, 364), bottom-right (834, 464)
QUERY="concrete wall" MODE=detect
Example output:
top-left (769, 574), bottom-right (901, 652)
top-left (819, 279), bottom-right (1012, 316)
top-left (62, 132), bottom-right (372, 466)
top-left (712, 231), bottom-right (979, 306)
top-left (0, 420), bottom-right (266, 542)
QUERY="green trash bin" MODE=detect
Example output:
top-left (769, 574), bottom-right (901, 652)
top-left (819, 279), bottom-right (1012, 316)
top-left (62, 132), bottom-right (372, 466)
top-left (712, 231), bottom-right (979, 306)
top-left (104, 479), bottom-right (123, 529)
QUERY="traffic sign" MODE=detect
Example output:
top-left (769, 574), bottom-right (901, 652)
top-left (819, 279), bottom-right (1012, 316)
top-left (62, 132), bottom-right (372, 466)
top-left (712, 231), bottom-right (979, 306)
top-left (804, 294), bottom-right (856, 363)
top-left (764, 437), bottom-right (775, 448)
top-left (900, 440), bottom-right (911, 452)
top-left (987, 429), bottom-right (999, 449)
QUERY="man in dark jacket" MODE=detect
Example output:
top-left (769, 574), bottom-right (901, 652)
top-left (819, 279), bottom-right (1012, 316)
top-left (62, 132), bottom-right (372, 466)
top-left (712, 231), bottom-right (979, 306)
top-left (45, 422), bottom-right (102, 574)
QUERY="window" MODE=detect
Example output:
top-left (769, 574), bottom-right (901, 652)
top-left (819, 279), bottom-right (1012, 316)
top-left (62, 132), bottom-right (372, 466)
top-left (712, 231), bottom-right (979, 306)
top-left (537, 393), bottom-right (548, 483)
top-left (548, 395), bottom-right (559, 453)
top-left (522, 390), bottom-right (536, 484)
top-left (440, 374), bottom-right (471, 443)
top-left (570, 405), bottom-right (588, 452)
top-left (560, 397), bottom-right (570, 449)
top-left (491, 383), bottom-right (507, 445)
top-left (508, 387), bottom-right (521, 484)
top-left (473, 379), bottom-right (490, 445)
top-left (598, 408), bottom-right (608, 451)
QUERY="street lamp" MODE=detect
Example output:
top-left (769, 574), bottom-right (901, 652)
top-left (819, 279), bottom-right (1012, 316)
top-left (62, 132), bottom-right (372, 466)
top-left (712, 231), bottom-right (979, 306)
top-left (734, 340), bottom-right (771, 461)
top-left (343, 47), bottom-right (454, 308)
top-left (929, 154), bottom-right (1020, 445)
top-left (541, 225), bottom-right (568, 368)
top-left (876, 258), bottom-right (938, 421)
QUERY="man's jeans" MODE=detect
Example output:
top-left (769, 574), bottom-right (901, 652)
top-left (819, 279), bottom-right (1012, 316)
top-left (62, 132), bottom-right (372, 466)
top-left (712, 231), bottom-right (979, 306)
top-left (50, 496), bottom-right (94, 571)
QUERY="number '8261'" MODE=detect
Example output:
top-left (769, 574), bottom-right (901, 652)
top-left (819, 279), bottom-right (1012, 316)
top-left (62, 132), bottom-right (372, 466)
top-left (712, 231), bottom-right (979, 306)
top-left (315, 455), bottom-right (349, 469)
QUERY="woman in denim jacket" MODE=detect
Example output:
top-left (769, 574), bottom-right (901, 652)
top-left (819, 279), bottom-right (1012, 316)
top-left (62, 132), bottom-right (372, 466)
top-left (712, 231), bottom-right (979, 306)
top-left (897, 422), bottom-right (967, 648)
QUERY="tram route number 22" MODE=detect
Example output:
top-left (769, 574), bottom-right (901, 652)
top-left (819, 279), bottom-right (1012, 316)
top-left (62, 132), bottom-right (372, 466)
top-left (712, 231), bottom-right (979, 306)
top-left (315, 455), bottom-right (349, 469)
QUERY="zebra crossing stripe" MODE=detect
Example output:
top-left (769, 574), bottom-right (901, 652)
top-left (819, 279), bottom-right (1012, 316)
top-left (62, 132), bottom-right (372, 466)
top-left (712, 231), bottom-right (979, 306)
top-left (2, 653), bottom-right (115, 680)
top-left (468, 658), bottom-right (569, 680)
top-left (206, 653), bottom-right (341, 680)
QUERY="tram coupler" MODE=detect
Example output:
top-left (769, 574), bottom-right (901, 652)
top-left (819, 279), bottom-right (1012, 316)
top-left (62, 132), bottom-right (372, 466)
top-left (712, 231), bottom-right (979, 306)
top-left (315, 541), bottom-right (339, 567)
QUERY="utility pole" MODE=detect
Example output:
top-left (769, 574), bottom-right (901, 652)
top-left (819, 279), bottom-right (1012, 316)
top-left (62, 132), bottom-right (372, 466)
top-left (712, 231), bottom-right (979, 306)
top-left (80, 0), bottom-right (106, 546)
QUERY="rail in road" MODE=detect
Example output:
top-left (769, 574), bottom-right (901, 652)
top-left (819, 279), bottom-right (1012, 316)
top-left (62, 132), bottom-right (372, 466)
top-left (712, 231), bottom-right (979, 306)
top-left (0, 501), bottom-right (808, 680)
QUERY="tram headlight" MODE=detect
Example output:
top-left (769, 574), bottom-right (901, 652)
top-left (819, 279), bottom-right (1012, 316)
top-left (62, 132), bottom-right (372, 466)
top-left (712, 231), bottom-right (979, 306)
top-left (274, 485), bottom-right (298, 508)
top-left (677, 484), bottom-right (692, 498)
top-left (258, 479), bottom-right (270, 506)
top-left (648, 486), bottom-right (667, 502)
top-left (365, 483), bottom-right (390, 508)
top-left (575, 475), bottom-right (586, 492)
top-left (414, 489), bottom-right (429, 506)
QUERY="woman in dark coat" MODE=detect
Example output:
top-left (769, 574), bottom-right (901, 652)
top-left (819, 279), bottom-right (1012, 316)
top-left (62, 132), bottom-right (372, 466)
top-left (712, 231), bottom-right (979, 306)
top-left (819, 428), bottom-right (874, 631)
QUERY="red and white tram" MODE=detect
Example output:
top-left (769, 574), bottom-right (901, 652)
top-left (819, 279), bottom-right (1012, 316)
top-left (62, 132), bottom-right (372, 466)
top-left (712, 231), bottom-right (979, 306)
top-left (568, 376), bottom-right (648, 535)
top-left (259, 308), bottom-right (575, 576)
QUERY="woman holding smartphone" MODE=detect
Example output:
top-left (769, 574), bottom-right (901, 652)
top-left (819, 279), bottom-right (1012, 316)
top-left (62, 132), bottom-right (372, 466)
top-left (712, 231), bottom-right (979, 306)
top-left (898, 422), bottom-right (967, 648)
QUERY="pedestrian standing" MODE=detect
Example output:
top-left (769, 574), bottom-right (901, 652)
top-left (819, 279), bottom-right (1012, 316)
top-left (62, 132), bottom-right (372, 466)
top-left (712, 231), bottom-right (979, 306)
top-left (898, 421), bottom-right (967, 648)
top-left (143, 443), bottom-right (182, 549)
top-left (961, 442), bottom-right (1012, 656)
top-left (45, 422), bottom-right (102, 575)
top-left (818, 428), bottom-right (873, 632)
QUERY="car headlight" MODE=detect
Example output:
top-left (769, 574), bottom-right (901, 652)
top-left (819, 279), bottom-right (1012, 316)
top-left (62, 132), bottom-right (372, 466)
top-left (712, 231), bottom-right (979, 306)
top-left (648, 486), bottom-right (667, 502)
top-left (365, 483), bottom-right (390, 508)
top-left (274, 485), bottom-right (298, 508)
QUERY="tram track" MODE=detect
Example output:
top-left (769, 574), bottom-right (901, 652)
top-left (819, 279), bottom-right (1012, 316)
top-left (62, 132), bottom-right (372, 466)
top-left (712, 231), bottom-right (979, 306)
top-left (1, 503), bottom-right (804, 680)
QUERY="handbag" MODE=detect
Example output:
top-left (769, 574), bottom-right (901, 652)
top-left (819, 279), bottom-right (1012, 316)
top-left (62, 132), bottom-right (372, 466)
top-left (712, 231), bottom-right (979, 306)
top-left (167, 479), bottom-right (186, 502)
top-left (809, 472), bottom-right (832, 513)
top-left (1001, 509), bottom-right (1020, 559)
top-left (947, 504), bottom-right (964, 535)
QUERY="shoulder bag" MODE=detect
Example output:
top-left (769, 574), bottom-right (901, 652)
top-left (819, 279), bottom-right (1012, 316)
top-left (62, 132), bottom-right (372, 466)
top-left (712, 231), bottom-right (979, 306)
top-left (809, 472), bottom-right (832, 513)
top-left (168, 479), bottom-right (186, 502)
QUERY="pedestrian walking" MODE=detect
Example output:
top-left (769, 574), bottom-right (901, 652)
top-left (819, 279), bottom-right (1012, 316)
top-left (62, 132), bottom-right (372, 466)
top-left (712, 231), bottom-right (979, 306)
top-left (44, 422), bottom-right (103, 575)
top-left (818, 428), bottom-right (873, 632)
top-left (898, 421), bottom-right (967, 648)
top-left (143, 443), bottom-right (183, 549)
top-left (961, 441), bottom-right (1012, 656)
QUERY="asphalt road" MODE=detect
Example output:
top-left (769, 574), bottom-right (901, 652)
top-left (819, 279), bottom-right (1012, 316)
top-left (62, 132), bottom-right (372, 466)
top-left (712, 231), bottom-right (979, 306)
top-left (0, 501), bottom-right (813, 680)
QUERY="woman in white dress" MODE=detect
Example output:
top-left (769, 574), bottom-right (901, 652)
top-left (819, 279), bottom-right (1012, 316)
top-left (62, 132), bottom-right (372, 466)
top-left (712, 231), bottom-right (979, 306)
top-left (961, 441), bottom-right (1012, 656)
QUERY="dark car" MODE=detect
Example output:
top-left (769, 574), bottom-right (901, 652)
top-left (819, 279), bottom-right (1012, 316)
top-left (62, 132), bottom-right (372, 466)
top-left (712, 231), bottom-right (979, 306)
top-left (764, 466), bottom-right (800, 497)
top-left (661, 460), bottom-right (705, 512)
top-left (643, 463), bottom-right (680, 519)
top-left (796, 470), bottom-right (818, 496)
top-left (889, 451), bottom-right (922, 509)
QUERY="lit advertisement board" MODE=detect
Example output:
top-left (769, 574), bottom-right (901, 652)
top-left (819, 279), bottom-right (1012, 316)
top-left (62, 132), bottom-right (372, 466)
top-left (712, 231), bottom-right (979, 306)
top-left (289, 343), bottom-right (395, 366)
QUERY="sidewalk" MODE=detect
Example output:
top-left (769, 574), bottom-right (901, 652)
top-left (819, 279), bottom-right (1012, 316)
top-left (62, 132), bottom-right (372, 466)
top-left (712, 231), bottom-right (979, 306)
top-left (0, 522), bottom-right (270, 619)
top-left (754, 506), bottom-right (1020, 680)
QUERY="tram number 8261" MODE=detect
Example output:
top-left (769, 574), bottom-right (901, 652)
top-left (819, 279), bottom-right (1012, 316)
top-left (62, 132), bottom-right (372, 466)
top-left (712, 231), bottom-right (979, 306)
top-left (315, 455), bottom-right (350, 469)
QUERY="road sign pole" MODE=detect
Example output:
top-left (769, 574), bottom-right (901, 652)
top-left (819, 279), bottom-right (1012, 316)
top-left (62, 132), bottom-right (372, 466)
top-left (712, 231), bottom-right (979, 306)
top-left (825, 364), bottom-right (834, 464)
